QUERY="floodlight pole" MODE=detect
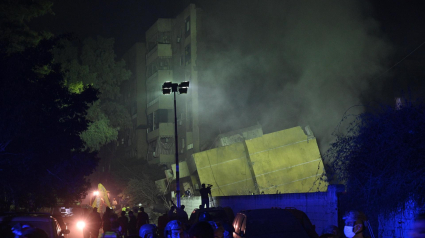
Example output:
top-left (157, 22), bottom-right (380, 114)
top-left (162, 81), bottom-right (188, 208)
top-left (173, 90), bottom-right (181, 208)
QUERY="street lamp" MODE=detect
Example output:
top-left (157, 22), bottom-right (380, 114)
top-left (162, 81), bottom-right (189, 207)
top-left (91, 191), bottom-right (99, 206)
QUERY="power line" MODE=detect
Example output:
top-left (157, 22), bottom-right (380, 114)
top-left (377, 40), bottom-right (425, 78)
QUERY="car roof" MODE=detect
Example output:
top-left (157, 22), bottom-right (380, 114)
top-left (0, 213), bottom-right (54, 222)
top-left (239, 208), bottom-right (305, 214)
top-left (239, 208), bottom-right (293, 215)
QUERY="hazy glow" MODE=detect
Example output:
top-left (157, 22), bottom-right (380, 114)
top-left (77, 221), bottom-right (85, 230)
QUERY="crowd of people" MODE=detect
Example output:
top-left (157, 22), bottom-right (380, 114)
top-left (79, 199), bottom-right (230, 238)
top-left (6, 206), bottom-right (425, 237)
top-left (81, 205), bottom-right (151, 238)
top-left (77, 206), bottom-right (425, 238)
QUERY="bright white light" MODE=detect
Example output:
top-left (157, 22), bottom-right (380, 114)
top-left (77, 221), bottom-right (85, 230)
top-left (139, 203), bottom-right (142, 207)
top-left (93, 191), bottom-right (99, 196)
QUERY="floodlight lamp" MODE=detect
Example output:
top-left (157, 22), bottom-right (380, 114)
top-left (162, 88), bottom-right (172, 94)
top-left (93, 191), bottom-right (99, 196)
top-left (179, 87), bottom-right (188, 94)
top-left (179, 81), bottom-right (189, 88)
top-left (163, 81), bottom-right (172, 89)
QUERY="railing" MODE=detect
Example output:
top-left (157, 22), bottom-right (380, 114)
top-left (147, 97), bottom-right (159, 107)
top-left (146, 57), bottom-right (173, 78)
top-left (147, 31), bottom-right (171, 54)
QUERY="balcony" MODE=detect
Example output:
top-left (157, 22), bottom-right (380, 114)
top-left (147, 94), bottom-right (173, 114)
top-left (147, 153), bottom-right (175, 165)
top-left (146, 70), bottom-right (174, 114)
top-left (146, 57), bottom-right (173, 79)
top-left (147, 43), bottom-right (172, 62)
top-left (148, 122), bottom-right (174, 142)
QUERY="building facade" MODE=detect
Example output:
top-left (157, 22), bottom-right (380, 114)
top-left (144, 4), bottom-right (202, 167)
top-left (121, 4), bottom-right (203, 171)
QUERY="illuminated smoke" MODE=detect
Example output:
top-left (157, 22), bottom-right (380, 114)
top-left (196, 0), bottom-right (392, 159)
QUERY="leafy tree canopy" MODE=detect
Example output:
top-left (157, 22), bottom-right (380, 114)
top-left (108, 156), bottom-right (167, 207)
top-left (0, 0), bottom-right (54, 53)
top-left (325, 97), bottom-right (425, 218)
top-left (0, 38), bottom-right (99, 210)
top-left (53, 36), bottom-right (132, 151)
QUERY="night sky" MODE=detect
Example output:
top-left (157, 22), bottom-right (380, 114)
top-left (32, 0), bottom-right (425, 154)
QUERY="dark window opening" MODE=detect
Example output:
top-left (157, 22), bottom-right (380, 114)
top-left (185, 16), bottom-right (190, 38)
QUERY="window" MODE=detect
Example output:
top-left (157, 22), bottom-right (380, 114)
top-left (158, 31), bottom-right (171, 44)
top-left (148, 109), bottom-right (173, 132)
top-left (185, 16), bottom-right (190, 38)
top-left (185, 44), bottom-right (191, 66)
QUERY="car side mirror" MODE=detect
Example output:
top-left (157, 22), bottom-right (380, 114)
top-left (62, 229), bottom-right (70, 235)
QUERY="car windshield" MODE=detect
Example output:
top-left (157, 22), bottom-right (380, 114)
top-left (246, 211), bottom-right (308, 237)
top-left (207, 210), bottom-right (228, 221)
top-left (190, 210), bottom-right (229, 222)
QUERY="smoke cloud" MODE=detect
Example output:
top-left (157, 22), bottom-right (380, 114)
top-left (196, 0), bottom-right (392, 158)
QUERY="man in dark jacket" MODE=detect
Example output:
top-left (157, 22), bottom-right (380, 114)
top-left (102, 207), bottom-right (112, 232)
top-left (88, 207), bottom-right (102, 238)
top-left (199, 184), bottom-right (212, 209)
top-left (117, 211), bottom-right (128, 237)
top-left (128, 211), bottom-right (137, 236)
top-left (137, 207), bottom-right (149, 231)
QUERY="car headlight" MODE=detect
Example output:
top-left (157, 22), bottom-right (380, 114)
top-left (76, 221), bottom-right (86, 230)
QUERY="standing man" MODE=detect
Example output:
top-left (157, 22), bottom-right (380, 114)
top-left (177, 205), bottom-right (188, 223)
top-left (88, 207), bottom-right (102, 238)
top-left (102, 207), bottom-right (112, 232)
top-left (137, 207), bottom-right (150, 231)
top-left (342, 211), bottom-right (368, 238)
top-left (127, 211), bottom-right (137, 236)
top-left (118, 211), bottom-right (128, 237)
top-left (199, 184), bottom-right (212, 209)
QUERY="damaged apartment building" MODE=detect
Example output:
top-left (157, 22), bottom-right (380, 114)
top-left (120, 4), bottom-right (327, 198)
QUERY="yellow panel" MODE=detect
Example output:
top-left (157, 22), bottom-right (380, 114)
top-left (194, 142), bottom-right (256, 196)
top-left (193, 126), bottom-right (328, 196)
top-left (246, 127), bottom-right (327, 194)
top-left (171, 161), bottom-right (190, 179)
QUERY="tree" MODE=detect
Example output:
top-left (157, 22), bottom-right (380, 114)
top-left (0, 38), bottom-right (99, 210)
top-left (109, 157), bottom-right (168, 208)
top-left (325, 97), bottom-right (425, 219)
top-left (52, 36), bottom-right (132, 151)
top-left (0, 0), bottom-right (53, 54)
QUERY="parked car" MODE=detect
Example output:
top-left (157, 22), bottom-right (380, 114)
top-left (189, 207), bottom-right (235, 226)
top-left (189, 206), bottom-right (235, 235)
top-left (0, 213), bottom-right (70, 238)
top-left (232, 207), bottom-right (319, 238)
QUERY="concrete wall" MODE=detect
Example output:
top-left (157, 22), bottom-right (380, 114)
top-left (181, 185), bottom-right (342, 236)
top-left (194, 126), bottom-right (327, 196)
